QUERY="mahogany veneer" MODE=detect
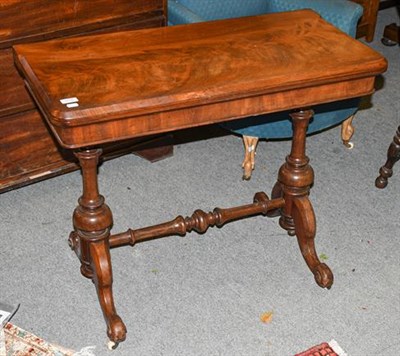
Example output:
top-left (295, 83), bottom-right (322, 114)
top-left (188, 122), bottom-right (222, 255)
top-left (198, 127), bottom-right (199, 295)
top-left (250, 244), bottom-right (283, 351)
top-left (0, 0), bottom-right (168, 193)
top-left (13, 10), bottom-right (387, 347)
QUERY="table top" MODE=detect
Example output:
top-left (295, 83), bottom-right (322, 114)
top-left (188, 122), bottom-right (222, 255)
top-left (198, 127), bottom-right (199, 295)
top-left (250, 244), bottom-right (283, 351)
top-left (13, 10), bottom-right (387, 148)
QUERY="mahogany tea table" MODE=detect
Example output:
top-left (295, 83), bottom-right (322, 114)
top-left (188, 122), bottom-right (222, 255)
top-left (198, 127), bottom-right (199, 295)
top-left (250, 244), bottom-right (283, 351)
top-left (13, 10), bottom-right (387, 348)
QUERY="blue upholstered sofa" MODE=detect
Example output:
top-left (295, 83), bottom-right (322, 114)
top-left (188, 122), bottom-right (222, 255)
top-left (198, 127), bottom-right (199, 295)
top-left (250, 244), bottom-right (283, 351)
top-left (168, 0), bottom-right (364, 179)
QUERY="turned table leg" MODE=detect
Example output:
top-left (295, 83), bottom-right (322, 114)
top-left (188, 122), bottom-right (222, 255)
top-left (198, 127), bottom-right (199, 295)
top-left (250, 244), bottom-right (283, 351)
top-left (68, 149), bottom-right (126, 347)
top-left (375, 126), bottom-right (400, 189)
top-left (276, 109), bottom-right (333, 289)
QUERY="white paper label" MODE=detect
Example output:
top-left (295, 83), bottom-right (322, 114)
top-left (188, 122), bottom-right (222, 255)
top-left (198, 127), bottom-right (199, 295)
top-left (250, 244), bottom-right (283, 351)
top-left (66, 102), bottom-right (79, 108)
top-left (60, 97), bottom-right (79, 105)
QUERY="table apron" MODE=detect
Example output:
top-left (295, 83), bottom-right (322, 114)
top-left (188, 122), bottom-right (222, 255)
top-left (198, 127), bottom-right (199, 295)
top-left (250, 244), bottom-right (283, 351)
top-left (44, 76), bottom-right (375, 149)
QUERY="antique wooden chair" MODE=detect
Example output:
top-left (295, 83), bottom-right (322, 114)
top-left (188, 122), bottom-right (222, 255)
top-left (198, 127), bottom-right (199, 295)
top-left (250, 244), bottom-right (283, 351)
top-left (168, 0), bottom-right (364, 179)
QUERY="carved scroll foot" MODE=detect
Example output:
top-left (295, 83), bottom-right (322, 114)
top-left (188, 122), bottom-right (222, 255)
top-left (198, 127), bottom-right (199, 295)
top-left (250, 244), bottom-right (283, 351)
top-left (292, 196), bottom-right (333, 289)
top-left (242, 135), bottom-right (259, 180)
top-left (90, 240), bottom-right (127, 345)
top-left (341, 115), bottom-right (355, 149)
top-left (375, 126), bottom-right (400, 189)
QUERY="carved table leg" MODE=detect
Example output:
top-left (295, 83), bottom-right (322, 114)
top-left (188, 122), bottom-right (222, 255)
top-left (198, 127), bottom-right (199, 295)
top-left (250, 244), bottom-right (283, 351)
top-left (375, 126), bottom-right (400, 188)
top-left (69, 149), bottom-right (127, 347)
top-left (277, 109), bottom-right (333, 289)
top-left (242, 135), bottom-right (259, 180)
top-left (341, 114), bottom-right (355, 149)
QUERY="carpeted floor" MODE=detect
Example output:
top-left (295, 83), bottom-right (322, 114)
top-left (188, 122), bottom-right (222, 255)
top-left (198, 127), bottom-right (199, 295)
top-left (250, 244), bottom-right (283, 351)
top-left (1, 7), bottom-right (399, 356)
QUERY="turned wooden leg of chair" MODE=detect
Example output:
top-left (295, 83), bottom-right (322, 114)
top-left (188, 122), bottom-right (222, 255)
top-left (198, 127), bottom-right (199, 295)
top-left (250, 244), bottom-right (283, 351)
top-left (375, 126), bottom-right (400, 188)
top-left (242, 135), bottom-right (259, 180)
top-left (69, 149), bottom-right (127, 348)
top-left (341, 115), bottom-right (355, 149)
top-left (277, 109), bottom-right (333, 288)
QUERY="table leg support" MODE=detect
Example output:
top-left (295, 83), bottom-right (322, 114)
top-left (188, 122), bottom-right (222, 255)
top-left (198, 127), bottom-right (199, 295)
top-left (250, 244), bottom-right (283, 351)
top-left (277, 109), bottom-right (333, 289)
top-left (69, 149), bottom-right (127, 347)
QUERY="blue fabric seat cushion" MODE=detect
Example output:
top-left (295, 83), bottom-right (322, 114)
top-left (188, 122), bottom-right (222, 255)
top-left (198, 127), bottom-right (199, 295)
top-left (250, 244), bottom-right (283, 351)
top-left (221, 98), bottom-right (359, 138)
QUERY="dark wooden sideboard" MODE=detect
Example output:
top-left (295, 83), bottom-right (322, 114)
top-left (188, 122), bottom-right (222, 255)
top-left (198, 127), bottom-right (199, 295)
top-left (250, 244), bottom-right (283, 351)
top-left (0, 0), bottom-right (168, 193)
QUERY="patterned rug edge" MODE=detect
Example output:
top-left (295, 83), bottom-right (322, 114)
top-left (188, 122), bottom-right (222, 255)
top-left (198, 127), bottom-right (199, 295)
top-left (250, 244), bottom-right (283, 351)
top-left (295, 339), bottom-right (348, 356)
top-left (0, 323), bottom-right (96, 356)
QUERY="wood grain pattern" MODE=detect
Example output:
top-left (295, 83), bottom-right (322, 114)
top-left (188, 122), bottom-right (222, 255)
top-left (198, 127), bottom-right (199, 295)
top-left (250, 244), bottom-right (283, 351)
top-left (14, 10), bottom-right (387, 149)
top-left (0, 0), bottom-right (164, 48)
top-left (0, 110), bottom-right (72, 192)
top-left (1, 0), bottom-right (168, 193)
top-left (0, 49), bottom-right (34, 117)
top-left (0, 108), bottom-right (173, 193)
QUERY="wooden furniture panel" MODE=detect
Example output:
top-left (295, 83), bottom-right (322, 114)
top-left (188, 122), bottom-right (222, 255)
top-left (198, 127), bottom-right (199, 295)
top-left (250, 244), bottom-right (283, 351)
top-left (352, 0), bottom-right (380, 41)
top-left (0, 0), bottom-right (165, 48)
top-left (0, 49), bottom-right (35, 117)
top-left (0, 110), bottom-right (172, 193)
top-left (0, 0), bottom-right (167, 194)
top-left (0, 111), bottom-right (73, 190)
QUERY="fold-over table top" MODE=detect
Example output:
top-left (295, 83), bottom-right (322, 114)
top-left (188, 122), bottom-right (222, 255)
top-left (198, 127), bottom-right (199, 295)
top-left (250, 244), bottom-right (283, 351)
top-left (13, 10), bottom-right (387, 148)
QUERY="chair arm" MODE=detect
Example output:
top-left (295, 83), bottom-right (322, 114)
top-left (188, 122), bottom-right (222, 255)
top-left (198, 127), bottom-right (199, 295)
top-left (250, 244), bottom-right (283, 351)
top-left (168, 1), bottom-right (205, 25)
top-left (268, 0), bottom-right (363, 37)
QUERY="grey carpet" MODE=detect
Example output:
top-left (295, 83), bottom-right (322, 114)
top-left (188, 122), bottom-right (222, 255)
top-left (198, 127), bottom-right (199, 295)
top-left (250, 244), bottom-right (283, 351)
top-left (1, 7), bottom-right (399, 356)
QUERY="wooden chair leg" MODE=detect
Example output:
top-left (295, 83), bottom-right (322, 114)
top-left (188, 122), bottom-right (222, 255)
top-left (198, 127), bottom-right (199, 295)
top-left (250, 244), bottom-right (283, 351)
top-left (375, 126), bottom-right (400, 188)
top-left (242, 135), bottom-right (259, 180)
top-left (341, 114), bottom-right (355, 149)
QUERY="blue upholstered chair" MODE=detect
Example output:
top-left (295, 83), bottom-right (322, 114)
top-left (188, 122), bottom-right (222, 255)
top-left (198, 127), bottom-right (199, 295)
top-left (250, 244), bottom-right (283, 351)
top-left (168, 0), bottom-right (364, 179)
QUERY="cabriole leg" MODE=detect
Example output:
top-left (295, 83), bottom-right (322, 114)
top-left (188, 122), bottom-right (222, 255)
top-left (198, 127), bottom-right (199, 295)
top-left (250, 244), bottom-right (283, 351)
top-left (341, 114), bottom-right (355, 149)
top-left (242, 135), bottom-right (259, 180)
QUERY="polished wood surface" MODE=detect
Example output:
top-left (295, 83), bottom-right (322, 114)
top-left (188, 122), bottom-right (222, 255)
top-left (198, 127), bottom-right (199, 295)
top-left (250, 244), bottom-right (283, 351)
top-left (13, 10), bottom-right (387, 348)
top-left (0, 0), bottom-right (168, 193)
top-left (14, 10), bottom-right (386, 149)
top-left (0, 49), bottom-right (34, 117)
top-left (0, 0), bottom-right (165, 49)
